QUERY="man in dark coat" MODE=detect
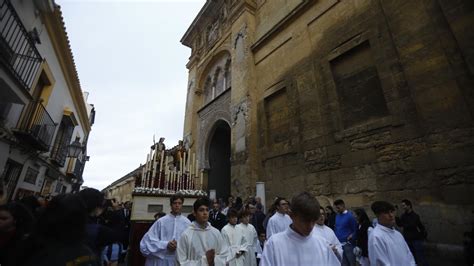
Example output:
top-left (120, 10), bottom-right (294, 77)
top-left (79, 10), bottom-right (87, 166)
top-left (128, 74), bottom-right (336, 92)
top-left (397, 199), bottom-right (428, 266)
top-left (209, 200), bottom-right (227, 231)
top-left (249, 203), bottom-right (266, 234)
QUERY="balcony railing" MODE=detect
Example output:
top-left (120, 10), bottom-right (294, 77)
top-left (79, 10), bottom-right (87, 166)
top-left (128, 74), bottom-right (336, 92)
top-left (0, 0), bottom-right (42, 92)
top-left (14, 100), bottom-right (56, 151)
top-left (68, 158), bottom-right (85, 180)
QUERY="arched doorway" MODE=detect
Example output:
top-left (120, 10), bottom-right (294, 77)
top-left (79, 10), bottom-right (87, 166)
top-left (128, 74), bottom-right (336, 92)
top-left (207, 120), bottom-right (231, 200)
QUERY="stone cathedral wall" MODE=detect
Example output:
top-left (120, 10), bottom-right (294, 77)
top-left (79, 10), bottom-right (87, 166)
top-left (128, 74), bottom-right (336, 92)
top-left (252, 0), bottom-right (474, 251)
top-left (183, 0), bottom-right (474, 255)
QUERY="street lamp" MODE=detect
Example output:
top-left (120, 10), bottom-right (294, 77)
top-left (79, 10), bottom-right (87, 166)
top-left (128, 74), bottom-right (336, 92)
top-left (67, 138), bottom-right (83, 158)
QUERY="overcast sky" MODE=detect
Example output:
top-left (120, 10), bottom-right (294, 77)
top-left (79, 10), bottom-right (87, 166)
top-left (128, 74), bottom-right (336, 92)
top-left (56, 0), bottom-right (206, 190)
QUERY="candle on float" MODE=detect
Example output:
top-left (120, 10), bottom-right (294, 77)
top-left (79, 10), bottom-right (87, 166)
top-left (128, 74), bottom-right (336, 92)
top-left (147, 148), bottom-right (153, 171)
top-left (159, 151), bottom-right (165, 174)
top-left (152, 162), bottom-right (158, 188)
top-left (145, 154), bottom-right (150, 188)
top-left (186, 152), bottom-right (190, 172)
top-left (175, 169), bottom-right (179, 191)
top-left (145, 154), bottom-right (150, 173)
top-left (176, 170), bottom-right (181, 190)
top-left (200, 170), bottom-right (203, 190)
top-left (192, 153), bottom-right (196, 177)
top-left (195, 159), bottom-right (199, 180)
top-left (158, 151), bottom-right (164, 189)
top-left (189, 154), bottom-right (193, 177)
top-left (185, 152), bottom-right (189, 189)
top-left (151, 161), bottom-right (156, 177)
top-left (183, 151), bottom-right (186, 172)
top-left (172, 169), bottom-right (176, 191)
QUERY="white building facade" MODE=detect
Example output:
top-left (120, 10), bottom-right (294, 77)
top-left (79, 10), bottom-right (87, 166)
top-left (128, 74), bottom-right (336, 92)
top-left (0, 0), bottom-right (94, 200)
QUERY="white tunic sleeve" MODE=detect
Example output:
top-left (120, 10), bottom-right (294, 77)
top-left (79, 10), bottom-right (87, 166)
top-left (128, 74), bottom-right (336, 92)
top-left (328, 228), bottom-right (343, 260)
top-left (266, 217), bottom-right (276, 239)
top-left (214, 230), bottom-right (231, 266)
top-left (140, 219), bottom-right (169, 258)
top-left (260, 238), bottom-right (275, 266)
top-left (369, 234), bottom-right (392, 266)
top-left (177, 230), bottom-right (206, 266)
top-left (221, 225), bottom-right (247, 266)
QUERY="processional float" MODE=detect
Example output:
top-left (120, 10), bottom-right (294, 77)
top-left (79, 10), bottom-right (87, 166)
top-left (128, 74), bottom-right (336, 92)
top-left (129, 137), bottom-right (207, 265)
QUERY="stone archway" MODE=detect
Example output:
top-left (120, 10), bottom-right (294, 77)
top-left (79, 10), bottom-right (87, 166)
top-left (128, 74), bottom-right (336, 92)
top-left (197, 88), bottom-right (232, 198)
top-left (206, 120), bottom-right (231, 199)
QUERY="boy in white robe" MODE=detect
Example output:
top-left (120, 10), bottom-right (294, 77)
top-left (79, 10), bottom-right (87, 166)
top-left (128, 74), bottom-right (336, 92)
top-left (140, 195), bottom-right (191, 266)
top-left (312, 206), bottom-right (343, 261)
top-left (266, 197), bottom-right (291, 239)
top-left (221, 209), bottom-right (247, 266)
top-left (237, 210), bottom-right (258, 266)
top-left (255, 232), bottom-right (266, 264)
top-left (261, 192), bottom-right (340, 266)
top-left (369, 201), bottom-right (416, 266)
top-left (177, 197), bottom-right (230, 266)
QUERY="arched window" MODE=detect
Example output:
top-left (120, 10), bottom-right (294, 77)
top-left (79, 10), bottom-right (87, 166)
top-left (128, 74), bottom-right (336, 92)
top-left (201, 52), bottom-right (231, 105)
top-left (204, 76), bottom-right (212, 103)
top-left (214, 67), bottom-right (225, 96)
top-left (224, 58), bottom-right (231, 89)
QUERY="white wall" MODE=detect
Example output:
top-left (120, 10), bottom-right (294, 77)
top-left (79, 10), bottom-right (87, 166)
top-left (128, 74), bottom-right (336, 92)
top-left (5, 1), bottom-right (89, 197)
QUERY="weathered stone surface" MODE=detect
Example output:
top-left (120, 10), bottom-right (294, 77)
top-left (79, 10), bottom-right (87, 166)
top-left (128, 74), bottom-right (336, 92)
top-left (341, 149), bottom-right (376, 167)
top-left (350, 131), bottom-right (392, 151)
top-left (182, 0), bottom-right (474, 249)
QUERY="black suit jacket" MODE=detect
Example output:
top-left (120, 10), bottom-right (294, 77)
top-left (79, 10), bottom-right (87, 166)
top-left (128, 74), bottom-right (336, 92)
top-left (209, 210), bottom-right (227, 231)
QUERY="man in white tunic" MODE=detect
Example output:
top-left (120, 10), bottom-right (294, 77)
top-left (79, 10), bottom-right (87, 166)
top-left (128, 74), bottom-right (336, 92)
top-left (140, 195), bottom-right (191, 266)
top-left (312, 206), bottom-right (342, 261)
top-left (237, 210), bottom-right (258, 266)
top-left (266, 197), bottom-right (291, 239)
top-left (369, 201), bottom-right (416, 266)
top-left (221, 209), bottom-right (247, 266)
top-left (177, 197), bottom-right (230, 266)
top-left (261, 192), bottom-right (340, 266)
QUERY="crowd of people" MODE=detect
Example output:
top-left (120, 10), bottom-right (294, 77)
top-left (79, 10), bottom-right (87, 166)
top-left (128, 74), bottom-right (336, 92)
top-left (1, 185), bottom-right (433, 266)
top-left (139, 193), bottom-right (431, 266)
top-left (0, 188), bottom-right (131, 266)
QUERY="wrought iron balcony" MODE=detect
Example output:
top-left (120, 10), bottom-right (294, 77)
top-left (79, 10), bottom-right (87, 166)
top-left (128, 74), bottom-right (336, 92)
top-left (14, 100), bottom-right (56, 151)
top-left (0, 0), bottom-right (42, 92)
top-left (68, 158), bottom-right (85, 180)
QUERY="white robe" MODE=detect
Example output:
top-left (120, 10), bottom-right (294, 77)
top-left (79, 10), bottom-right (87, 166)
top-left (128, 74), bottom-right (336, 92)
top-left (221, 224), bottom-right (247, 266)
top-left (255, 240), bottom-right (265, 260)
top-left (368, 224), bottom-right (416, 266)
top-left (266, 212), bottom-right (292, 239)
top-left (177, 221), bottom-right (230, 266)
top-left (312, 224), bottom-right (343, 260)
top-left (237, 223), bottom-right (258, 266)
top-left (261, 227), bottom-right (340, 266)
top-left (140, 213), bottom-right (191, 266)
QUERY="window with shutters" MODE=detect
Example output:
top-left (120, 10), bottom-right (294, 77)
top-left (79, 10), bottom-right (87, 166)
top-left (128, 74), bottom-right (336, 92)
top-left (50, 116), bottom-right (75, 166)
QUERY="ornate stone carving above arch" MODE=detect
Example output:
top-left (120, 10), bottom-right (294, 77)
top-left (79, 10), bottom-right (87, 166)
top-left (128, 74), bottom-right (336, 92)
top-left (197, 89), bottom-right (232, 169)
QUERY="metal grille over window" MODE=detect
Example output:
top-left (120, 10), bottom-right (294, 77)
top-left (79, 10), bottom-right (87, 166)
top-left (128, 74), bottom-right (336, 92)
top-left (0, 160), bottom-right (23, 201)
top-left (23, 166), bottom-right (39, 184)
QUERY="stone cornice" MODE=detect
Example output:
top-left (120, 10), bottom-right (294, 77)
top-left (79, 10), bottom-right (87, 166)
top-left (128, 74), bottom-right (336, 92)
top-left (181, 1), bottom-right (256, 49)
top-left (40, 6), bottom-right (91, 133)
top-left (181, 0), bottom-right (212, 47)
